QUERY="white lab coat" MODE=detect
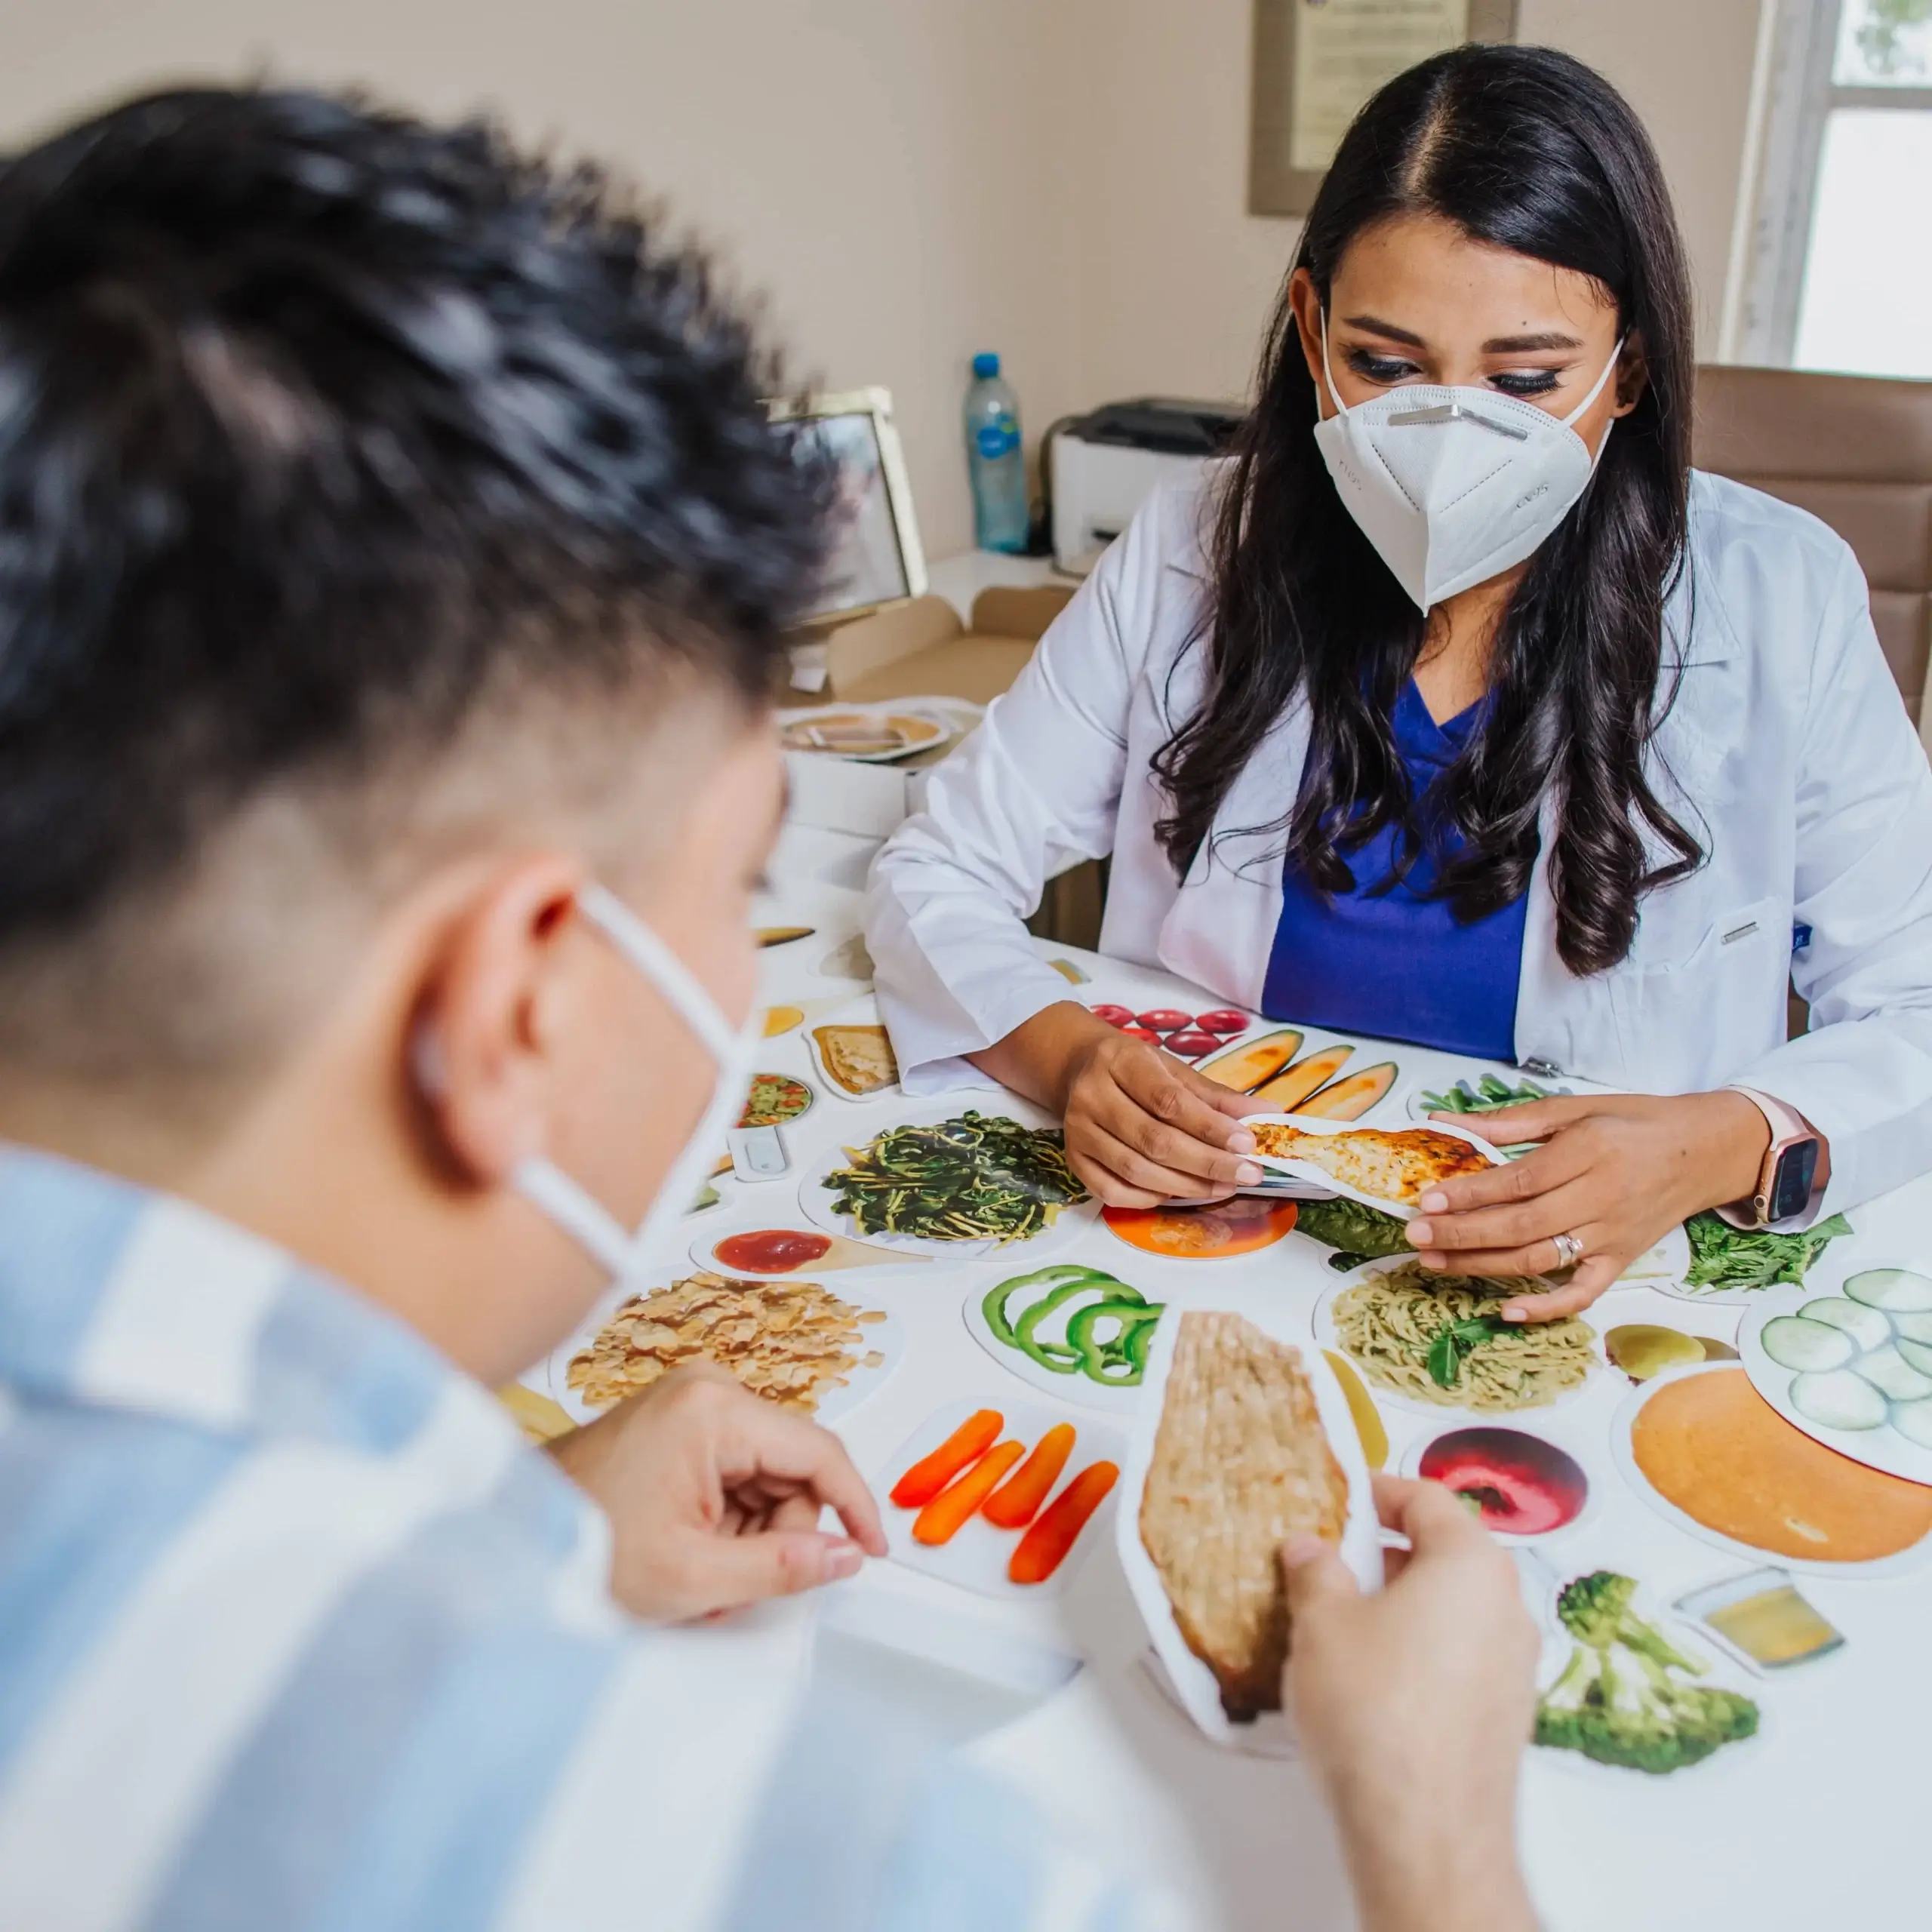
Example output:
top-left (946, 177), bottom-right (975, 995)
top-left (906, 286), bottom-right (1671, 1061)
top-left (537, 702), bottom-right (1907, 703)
top-left (866, 472), bottom-right (1932, 1223)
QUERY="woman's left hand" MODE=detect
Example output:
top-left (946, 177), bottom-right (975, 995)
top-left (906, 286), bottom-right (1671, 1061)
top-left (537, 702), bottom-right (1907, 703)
top-left (1407, 1090), bottom-right (1774, 1321)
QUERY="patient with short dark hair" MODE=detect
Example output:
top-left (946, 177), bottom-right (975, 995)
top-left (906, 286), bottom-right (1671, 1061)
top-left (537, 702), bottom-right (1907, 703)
top-left (0, 86), bottom-right (1537, 1932)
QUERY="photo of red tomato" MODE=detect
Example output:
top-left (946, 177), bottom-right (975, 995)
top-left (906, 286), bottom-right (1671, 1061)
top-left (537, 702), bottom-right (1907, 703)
top-left (1414, 1429), bottom-right (1589, 1537)
top-left (1164, 1030), bottom-right (1220, 1059)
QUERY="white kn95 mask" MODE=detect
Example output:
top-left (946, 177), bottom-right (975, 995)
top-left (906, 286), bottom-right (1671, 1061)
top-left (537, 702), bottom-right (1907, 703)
top-left (1312, 312), bottom-right (1625, 611)
top-left (512, 882), bottom-right (758, 1287)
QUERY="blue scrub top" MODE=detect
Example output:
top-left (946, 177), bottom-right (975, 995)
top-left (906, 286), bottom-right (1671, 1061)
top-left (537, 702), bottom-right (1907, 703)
top-left (1261, 681), bottom-right (1529, 1060)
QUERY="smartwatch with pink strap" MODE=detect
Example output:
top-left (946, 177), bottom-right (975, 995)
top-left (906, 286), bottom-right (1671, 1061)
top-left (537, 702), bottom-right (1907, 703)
top-left (1725, 1084), bottom-right (1823, 1226)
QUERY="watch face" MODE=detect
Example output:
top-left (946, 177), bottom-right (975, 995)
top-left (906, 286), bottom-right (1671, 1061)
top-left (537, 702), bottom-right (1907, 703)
top-left (1770, 1140), bottom-right (1819, 1221)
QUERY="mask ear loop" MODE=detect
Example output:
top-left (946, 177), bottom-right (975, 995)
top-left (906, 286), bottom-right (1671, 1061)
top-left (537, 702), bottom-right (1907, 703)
top-left (509, 883), bottom-right (755, 1283)
top-left (414, 1008), bottom-right (639, 1274)
top-left (1316, 307), bottom-right (1348, 422)
top-left (1561, 336), bottom-right (1626, 429)
top-left (576, 881), bottom-right (742, 1066)
top-left (512, 1158), bottom-right (638, 1276)
top-left (1562, 335), bottom-right (1627, 478)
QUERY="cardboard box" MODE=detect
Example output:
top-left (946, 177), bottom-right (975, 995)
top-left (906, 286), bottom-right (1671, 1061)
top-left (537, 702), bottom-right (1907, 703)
top-left (775, 587), bottom-right (1071, 840)
top-left (817, 586), bottom-right (1072, 706)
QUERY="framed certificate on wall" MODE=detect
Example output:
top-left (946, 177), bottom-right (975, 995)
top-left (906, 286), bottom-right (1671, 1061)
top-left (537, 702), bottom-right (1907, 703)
top-left (1248, 0), bottom-right (1520, 217)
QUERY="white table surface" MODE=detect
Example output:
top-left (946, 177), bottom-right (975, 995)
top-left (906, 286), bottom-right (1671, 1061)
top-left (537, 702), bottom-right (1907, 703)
top-left (678, 878), bottom-right (1932, 1930)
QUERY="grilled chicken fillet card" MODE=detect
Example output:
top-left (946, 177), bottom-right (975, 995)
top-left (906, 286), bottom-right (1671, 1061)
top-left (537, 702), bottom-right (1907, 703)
top-left (1242, 1116), bottom-right (1504, 1218)
top-left (1139, 1312), bottom-right (1351, 1719)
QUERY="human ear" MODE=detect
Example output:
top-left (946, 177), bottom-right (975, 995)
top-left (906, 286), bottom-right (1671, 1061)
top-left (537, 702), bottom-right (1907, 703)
top-left (1287, 268), bottom-right (1331, 417)
top-left (409, 852), bottom-right (591, 1187)
top-left (1611, 329), bottom-right (1651, 418)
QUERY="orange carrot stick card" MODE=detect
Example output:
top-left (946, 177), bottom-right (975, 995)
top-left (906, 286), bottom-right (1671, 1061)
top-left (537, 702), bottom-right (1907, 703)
top-left (891, 1409), bottom-right (1002, 1508)
top-left (1009, 1460), bottom-right (1118, 1583)
top-left (982, 1424), bottom-right (1077, 1529)
top-left (875, 1397), bottom-right (1124, 1601)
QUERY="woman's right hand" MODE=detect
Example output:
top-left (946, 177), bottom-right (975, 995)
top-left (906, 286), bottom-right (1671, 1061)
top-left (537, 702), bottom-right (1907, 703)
top-left (971, 1001), bottom-right (1264, 1206)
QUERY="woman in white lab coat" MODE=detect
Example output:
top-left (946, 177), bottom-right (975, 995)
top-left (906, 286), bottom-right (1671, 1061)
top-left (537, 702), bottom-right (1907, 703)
top-left (867, 44), bottom-right (1932, 1318)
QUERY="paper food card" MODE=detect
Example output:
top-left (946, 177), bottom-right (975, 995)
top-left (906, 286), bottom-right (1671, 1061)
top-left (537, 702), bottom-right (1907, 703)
top-left (802, 997), bottom-right (902, 1104)
top-left (1238, 1112), bottom-right (1507, 1221)
top-left (1116, 1299), bottom-right (1381, 1757)
top-left (874, 1395), bottom-right (1126, 1603)
top-left (1524, 1564), bottom-right (1773, 1786)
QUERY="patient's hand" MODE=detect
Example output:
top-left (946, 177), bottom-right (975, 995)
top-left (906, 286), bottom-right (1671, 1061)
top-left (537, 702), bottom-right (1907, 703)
top-left (547, 1364), bottom-right (887, 1621)
top-left (1281, 1475), bottom-right (1540, 1932)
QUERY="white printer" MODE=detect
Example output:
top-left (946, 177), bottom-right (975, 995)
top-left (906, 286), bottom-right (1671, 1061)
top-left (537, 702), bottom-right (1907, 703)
top-left (1046, 397), bottom-right (1245, 575)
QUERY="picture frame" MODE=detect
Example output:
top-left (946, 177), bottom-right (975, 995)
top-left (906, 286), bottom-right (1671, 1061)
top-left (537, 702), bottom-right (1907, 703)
top-left (768, 386), bottom-right (929, 627)
top-left (1248, 0), bottom-right (1521, 218)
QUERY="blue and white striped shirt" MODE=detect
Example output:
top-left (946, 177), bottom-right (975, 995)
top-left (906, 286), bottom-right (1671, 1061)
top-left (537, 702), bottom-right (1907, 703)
top-left (0, 1146), bottom-right (1165, 1932)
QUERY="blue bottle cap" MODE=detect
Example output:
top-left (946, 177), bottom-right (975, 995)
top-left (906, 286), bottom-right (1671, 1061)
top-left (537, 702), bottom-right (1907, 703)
top-left (971, 352), bottom-right (1000, 379)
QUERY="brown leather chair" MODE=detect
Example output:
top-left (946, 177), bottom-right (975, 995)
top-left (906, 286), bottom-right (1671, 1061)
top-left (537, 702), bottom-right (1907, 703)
top-left (1694, 365), bottom-right (1932, 724)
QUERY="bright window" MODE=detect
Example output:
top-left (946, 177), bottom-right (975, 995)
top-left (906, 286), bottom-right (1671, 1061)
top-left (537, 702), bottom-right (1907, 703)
top-left (1730, 1), bottom-right (1932, 376)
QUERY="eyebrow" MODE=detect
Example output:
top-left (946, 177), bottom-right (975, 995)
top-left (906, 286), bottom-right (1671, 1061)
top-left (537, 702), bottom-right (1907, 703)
top-left (1481, 330), bottom-right (1584, 353)
top-left (1342, 313), bottom-right (1425, 347)
top-left (1340, 314), bottom-right (1586, 355)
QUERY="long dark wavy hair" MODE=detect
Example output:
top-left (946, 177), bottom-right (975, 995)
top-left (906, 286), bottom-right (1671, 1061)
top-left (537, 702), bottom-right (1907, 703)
top-left (1152, 45), bottom-right (1700, 975)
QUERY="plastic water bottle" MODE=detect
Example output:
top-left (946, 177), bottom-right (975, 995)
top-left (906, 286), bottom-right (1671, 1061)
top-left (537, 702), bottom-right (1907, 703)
top-left (965, 352), bottom-right (1029, 553)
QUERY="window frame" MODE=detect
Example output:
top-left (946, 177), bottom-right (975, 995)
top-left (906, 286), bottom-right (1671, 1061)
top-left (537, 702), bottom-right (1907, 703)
top-left (1723, 0), bottom-right (1932, 365)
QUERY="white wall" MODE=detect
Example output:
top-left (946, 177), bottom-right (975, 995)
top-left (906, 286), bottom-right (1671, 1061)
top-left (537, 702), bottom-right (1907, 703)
top-left (1520, 0), bottom-right (1766, 354)
top-left (1048, 0), bottom-right (1769, 411)
top-left (1041, 0), bottom-right (1298, 412)
top-left (0, 0), bottom-right (1768, 552)
top-left (0, 0), bottom-right (1081, 558)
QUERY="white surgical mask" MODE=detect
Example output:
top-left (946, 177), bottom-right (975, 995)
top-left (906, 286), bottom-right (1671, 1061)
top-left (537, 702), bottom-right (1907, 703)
top-left (1312, 313), bottom-right (1624, 611)
top-left (511, 882), bottom-right (758, 1285)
